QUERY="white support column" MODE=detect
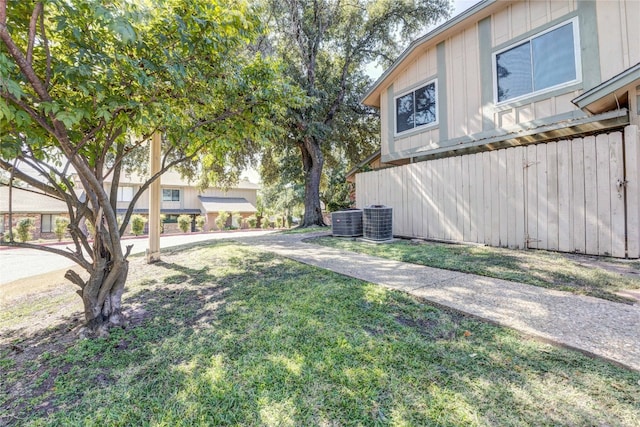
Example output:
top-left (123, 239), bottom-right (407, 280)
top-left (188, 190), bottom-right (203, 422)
top-left (146, 132), bottom-right (162, 263)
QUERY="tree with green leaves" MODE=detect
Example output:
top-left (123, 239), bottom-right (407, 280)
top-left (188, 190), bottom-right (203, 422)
top-left (0, 0), bottom-right (299, 336)
top-left (262, 0), bottom-right (449, 226)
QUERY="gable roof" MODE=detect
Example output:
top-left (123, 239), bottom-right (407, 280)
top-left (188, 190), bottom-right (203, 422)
top-left (362, 0), bottom-right (498, 107)
top-left (0, 186), bottom-right (68, 214)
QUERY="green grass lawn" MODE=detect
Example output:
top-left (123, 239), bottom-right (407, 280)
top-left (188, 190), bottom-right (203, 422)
top-left (1, 241), bottom-right (639, 426)
top-left (309, 236), bottom-right (640, 303)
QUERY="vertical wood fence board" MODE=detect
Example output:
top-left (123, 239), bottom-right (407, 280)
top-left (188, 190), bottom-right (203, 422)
top-left (498, 149), bottom-right (509, 246)
top-left (455, 155), bottom-right (465, 241)
top-left (467, 154), bottom-right (477, 242)
top-left (434, 159), bottom-right (444, 239)
top-left (414, 163), bottom-right (425, 237)
top-left (596, 134), bottom-right (613, 256)
top-left (414, 164), bottom-right (422, 237)
top-left (571, 139), bottom-right (586, 253)
top-left (526, 145), bottom-right (538, 249)
top-left (557, 140), bottom-right (572, 252)
top-left (483, 151), bottom-right (493, 245)
top-left (514, 147), bottom-right (526, 249)
top-left (424, 162), bottom-right (433, 238)
top-left (584, 136), bottom-right (599, 254)
top-left (473, 153), bottom-right (484, 243)
top-left (536, 144), bottom-right (549, 250)
top-left (444, 157), bottom-right (453, 240)
top-left (462, 154), bottom-right (472, 242)
top-left (546, 142), bottom-right (559, 251)
top-left (398, 167), bottom-right (406, 235)
top-left (609, 132), bottom-right (626, 258)
top-left (490, 151), bottom-right (501, 247)
top-left (625, 126), bottom-right (640, 258)
top-left (393, 168), bottom-right (401, 234)
top-left (405, 166), bottom-right (412, 236)
top-left (506, 148), bottom-right (517, 247)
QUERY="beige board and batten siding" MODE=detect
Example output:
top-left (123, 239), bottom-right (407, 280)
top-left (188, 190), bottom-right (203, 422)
top-left (356, 126), bottom-right (640, 258)
top-left (378, 0), bottom-right (640, 162)
top-left (596, 0), bottom-right (640, 82)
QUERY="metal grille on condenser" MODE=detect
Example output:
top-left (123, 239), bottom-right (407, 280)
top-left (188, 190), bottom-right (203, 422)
top-left (363, 206), bottom-right (393, 241)
top-left (331, 209), bottom-right (363, 237)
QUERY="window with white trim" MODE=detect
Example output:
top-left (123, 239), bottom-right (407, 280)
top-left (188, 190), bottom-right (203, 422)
top-left (117, 186), bottom-right (134, 202)
top-left (494, 18), bottom-right (580, 103)
top-left (395, 80), bottom-right (438, 134)
top-left (162, 189), bottom-right (180, 202)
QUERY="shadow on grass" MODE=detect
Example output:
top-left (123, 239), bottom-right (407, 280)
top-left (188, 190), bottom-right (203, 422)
top-left (1, 243), bottom-right (639, 426)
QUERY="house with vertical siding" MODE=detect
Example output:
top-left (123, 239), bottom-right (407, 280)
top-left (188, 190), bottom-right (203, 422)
top-left (358, 0), bottom-right (640, 258)
top-left (107, 171), bottom-right (259, 231)
top-left (1, 172), bottom-right (259, 239)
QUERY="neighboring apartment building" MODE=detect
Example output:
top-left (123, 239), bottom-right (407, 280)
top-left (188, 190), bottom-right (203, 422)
top-left (1, 171), bottom-right (259, 239)
top-left (108, 170), bottom-right (259, 232)
top-left (358, 0), bottom-right (640, 258)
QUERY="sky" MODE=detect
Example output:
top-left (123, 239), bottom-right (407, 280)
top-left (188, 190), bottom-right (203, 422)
top-left (452, 0), bottom-right (483, 17)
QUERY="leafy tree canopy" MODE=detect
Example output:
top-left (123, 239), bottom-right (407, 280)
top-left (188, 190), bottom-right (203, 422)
top-left (260, 0), bottom-right (450, 226)
top-left (0, 0), bottom-right (302, 334)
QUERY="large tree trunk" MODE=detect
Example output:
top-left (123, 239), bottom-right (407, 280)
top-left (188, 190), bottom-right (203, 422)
top-left (299, 136), bottom-right (326, 227)
top-left (65, 233), bottom-right (130, 337)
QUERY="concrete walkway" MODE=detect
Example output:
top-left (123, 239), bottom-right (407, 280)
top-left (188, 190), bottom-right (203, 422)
top-left (237, 231), bottom-right (640, 372)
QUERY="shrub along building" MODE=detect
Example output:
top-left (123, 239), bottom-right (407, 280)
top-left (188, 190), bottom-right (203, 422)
top-left (106, 171), bottom-right (259, 232)
top-left (358, 0), bottom-right (640, 258)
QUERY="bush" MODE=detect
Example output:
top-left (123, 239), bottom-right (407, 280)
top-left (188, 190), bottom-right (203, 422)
top-left (130, 214), bottom-right (147, 236)
top-left (246, 215), bottom-right (257, 228)
top-left (195, 215), bottom-right (206, 231)
top-left (54, 217), bottom-right (70, 242)
top-left (215, 211), bottom-right (229, 230)
top-left (261, 217), bottom-right (271, 229)
top-left (177, 215), bottom-right (192, 233)
top-left (15, 218), bottom-right (34, 242)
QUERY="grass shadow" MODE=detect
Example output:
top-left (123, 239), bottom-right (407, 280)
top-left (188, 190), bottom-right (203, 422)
top-left (1, 242), bottom-right (639, 426)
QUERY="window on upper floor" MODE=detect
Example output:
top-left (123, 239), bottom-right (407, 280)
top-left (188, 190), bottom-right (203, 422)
top-left (117, 186), bottom-right (134, 202)
top-left (494, 18), bottom-right (581, 104)
top-left (162, 189), bottom-right (180, 202)
top-left (395, 79), bottom-right (438, 134)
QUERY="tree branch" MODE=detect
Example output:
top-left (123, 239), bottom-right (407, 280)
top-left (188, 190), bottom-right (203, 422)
top-left (26, 2), bottom-right (43, 65)
top-left (0, 241), bottom-right (92, 271)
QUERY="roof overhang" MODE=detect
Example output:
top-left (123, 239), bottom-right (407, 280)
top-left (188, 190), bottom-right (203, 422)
top-left (362, 0), bottom-right (501, 107)
top-left (409, 109), bottom-right (629, 162)
top-left (345, 150), bottom-right (381, 181)
top-left (572, 63), bottom-right (640, 114)
top-left (198, 196), bottom-right (257, 213)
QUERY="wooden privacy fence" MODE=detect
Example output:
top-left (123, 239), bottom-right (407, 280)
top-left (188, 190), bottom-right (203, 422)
top-left (355, 125), bottom-right (640, 258)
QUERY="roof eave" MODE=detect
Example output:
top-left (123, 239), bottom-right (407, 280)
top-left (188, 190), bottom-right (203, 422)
top-left (572, 62), bottom-right (640, 112)
top-left (361, 0), bottom-right (497, 107)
